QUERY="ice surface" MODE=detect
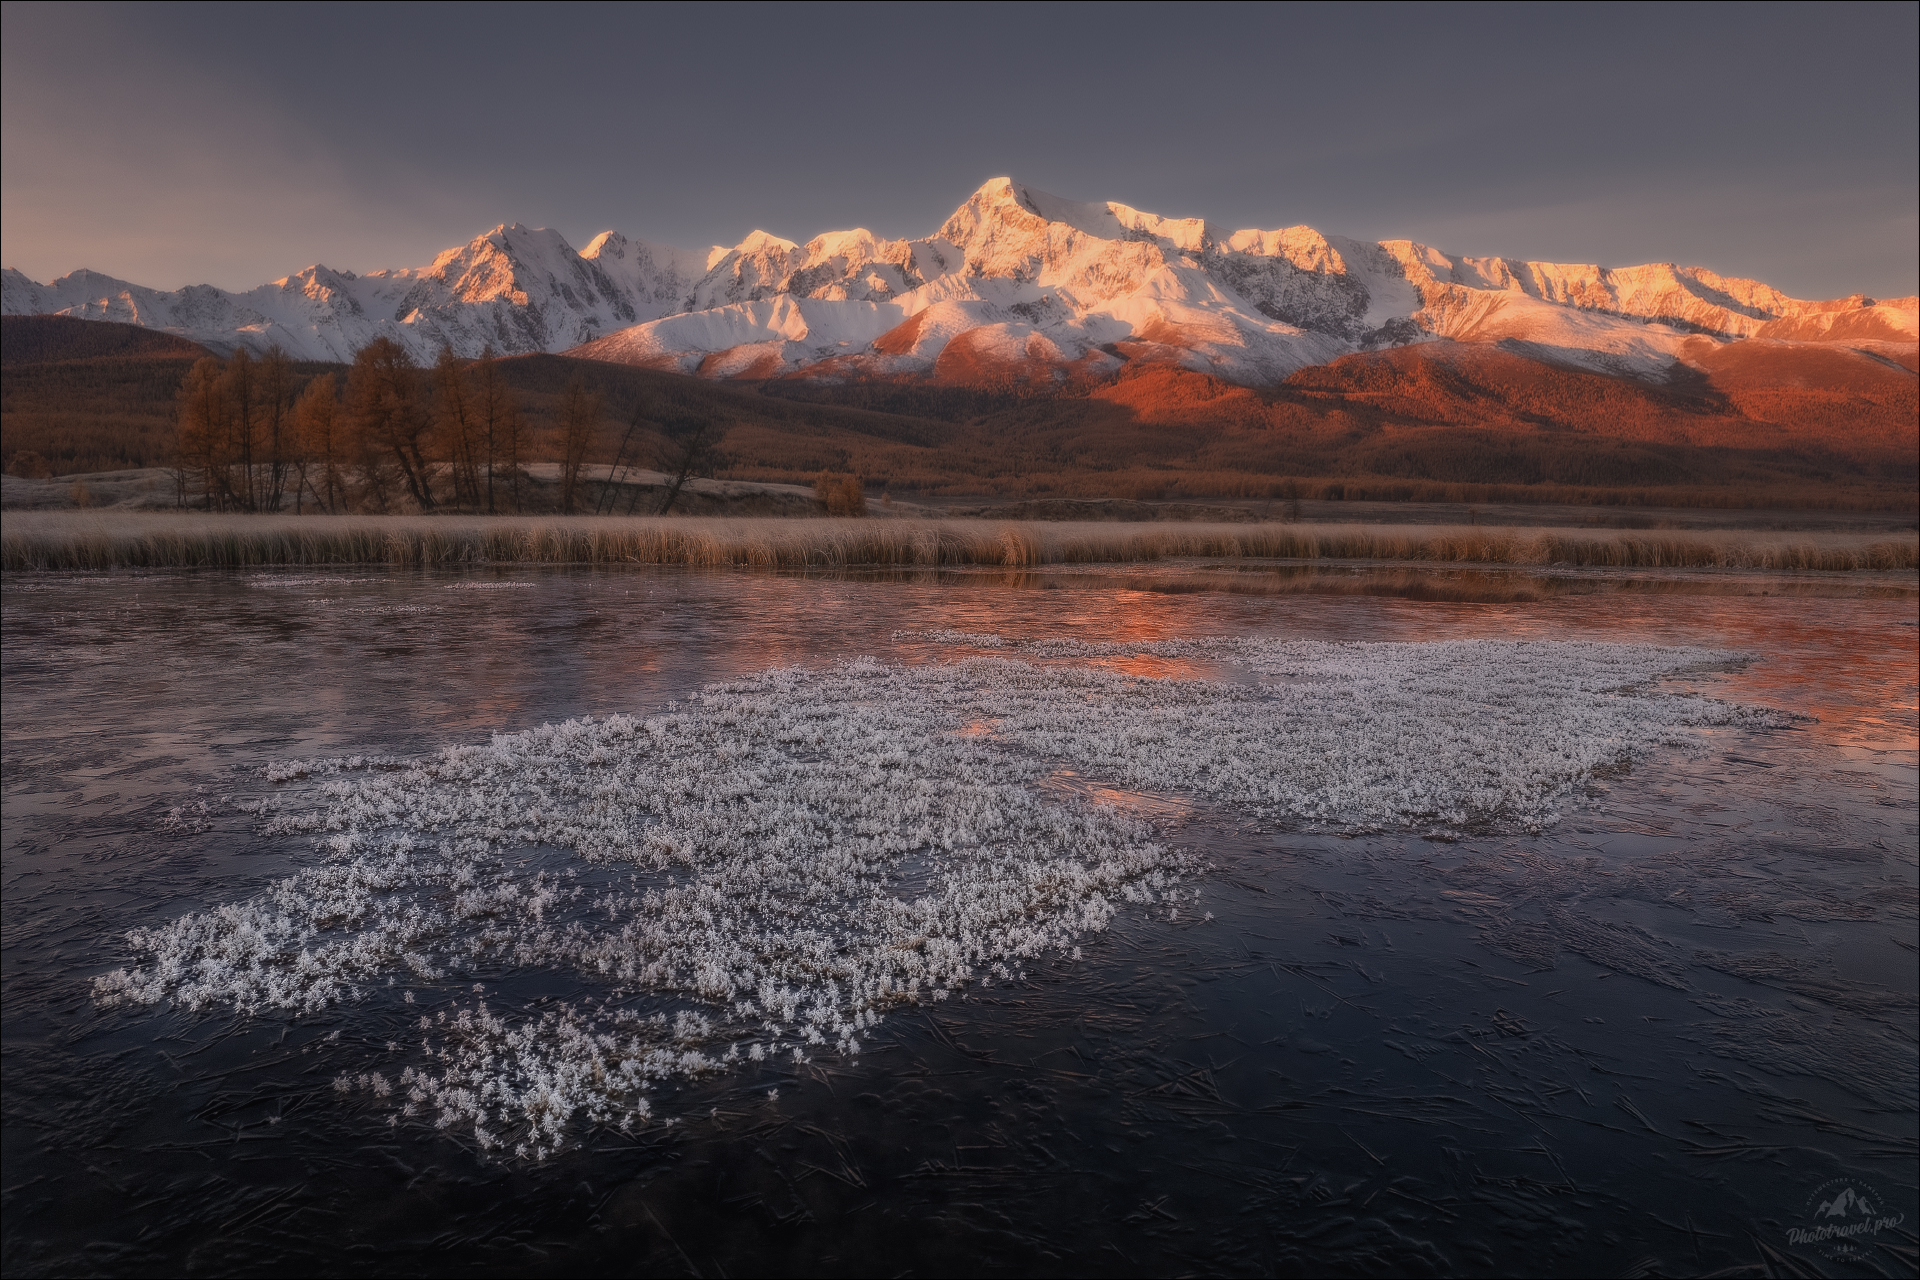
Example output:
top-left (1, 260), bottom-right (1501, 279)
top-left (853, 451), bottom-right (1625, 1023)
top-left (905, 633), bottom-right (1783, 830)
top-left (95, 637), bottom-right (1789, 1160)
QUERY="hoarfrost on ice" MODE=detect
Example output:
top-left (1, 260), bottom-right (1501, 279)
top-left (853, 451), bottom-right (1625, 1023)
top-left (95, 637), bottom-right (1786, 1158)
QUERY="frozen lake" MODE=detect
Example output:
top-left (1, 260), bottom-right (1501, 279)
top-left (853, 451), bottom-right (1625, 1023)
top-left (3, 564), bottom-right (1915, 1277)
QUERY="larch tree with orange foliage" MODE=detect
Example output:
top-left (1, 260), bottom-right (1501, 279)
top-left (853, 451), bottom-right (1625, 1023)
top-left (224, 348), bottom-right (259, 508)
top-left (433, 346), bottom-right (482, 509)
top-left (347, 338), bottom-right (435, 510)
top-left (173, 355), bottom-right (230, 509)
top-left (292, 373), bottom-right (347, 513)
top-left (257, 346), bottom-right (296, 511)
top-left (471, 346), bottom-right (521, 513)
top-left (813, 473), bottom-right (867, 516)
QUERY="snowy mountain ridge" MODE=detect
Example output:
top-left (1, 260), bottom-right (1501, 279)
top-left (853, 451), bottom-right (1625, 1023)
top-left (1, 224), bottom-right (706, 365)
top-left (6, 178), bottom-right (1914, 386)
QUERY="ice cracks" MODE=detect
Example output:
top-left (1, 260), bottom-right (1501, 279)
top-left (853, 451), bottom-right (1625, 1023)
top-left (94, 638), bottom-right (1788, 1161)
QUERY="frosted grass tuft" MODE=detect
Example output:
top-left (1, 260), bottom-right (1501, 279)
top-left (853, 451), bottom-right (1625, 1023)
top-left (94, 637), bottom-right (1787, 1159)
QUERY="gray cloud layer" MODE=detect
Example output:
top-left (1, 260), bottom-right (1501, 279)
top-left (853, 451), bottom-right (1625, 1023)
top-left (4, 1), bottom-right (1915, 298)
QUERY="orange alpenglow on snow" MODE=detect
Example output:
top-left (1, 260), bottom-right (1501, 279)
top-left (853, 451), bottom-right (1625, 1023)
top-left (6, 178), bottom-right (1913, 393)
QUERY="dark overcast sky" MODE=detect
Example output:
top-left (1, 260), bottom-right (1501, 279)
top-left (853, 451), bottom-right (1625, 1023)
top-left (3, 1), bottom-right (1915, 298)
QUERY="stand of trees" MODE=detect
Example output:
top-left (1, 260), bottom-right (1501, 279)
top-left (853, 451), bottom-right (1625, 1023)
top-left (165, 339), bottom-right (736, 514)
top-left (173, 340), bottom-right (536, 513)
top-left (174, 347), bottom-right (298, 511)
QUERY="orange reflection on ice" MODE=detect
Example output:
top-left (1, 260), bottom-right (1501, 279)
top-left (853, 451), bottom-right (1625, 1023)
top-left (1086, 784), bottom-right (1194, 823)
top-left (1041, 769), bottom-right (1197, 824)
top-left (1095, 590), bottom-right (1215, 646)
top-left (1086, 653), bottom-right (1209, 680)
top-left (1353, 595), bottom-right (1917, 754)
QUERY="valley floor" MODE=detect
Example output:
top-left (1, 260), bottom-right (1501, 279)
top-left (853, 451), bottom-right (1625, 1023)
top-left (5, 467), bottom-right (1915, 535)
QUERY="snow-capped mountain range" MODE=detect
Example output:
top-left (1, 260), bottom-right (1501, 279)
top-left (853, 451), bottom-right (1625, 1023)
top-left (6, 178), bottom-right (1915, 386)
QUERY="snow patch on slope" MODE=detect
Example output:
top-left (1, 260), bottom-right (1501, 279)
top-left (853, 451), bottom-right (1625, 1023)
top-left (1426, 290), bottom-right (1699, 378)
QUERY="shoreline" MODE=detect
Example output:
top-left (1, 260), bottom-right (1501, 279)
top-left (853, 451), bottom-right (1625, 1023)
top-left (3, 511), bottom-right (1915, 574)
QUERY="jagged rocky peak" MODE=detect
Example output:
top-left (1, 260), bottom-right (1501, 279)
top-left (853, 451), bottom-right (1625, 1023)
top-left (5, 176), bottom-right (1910, 385)
top-left (941, 178), bottom-right (1212, 256)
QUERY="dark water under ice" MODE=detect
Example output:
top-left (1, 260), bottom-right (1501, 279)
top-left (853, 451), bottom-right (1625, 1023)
top-left (3, 564), bottom-right (1915, 1278)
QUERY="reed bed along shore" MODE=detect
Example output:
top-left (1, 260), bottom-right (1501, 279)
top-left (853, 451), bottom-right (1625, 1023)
top-left (3, 511), bottom-right (1914, 574)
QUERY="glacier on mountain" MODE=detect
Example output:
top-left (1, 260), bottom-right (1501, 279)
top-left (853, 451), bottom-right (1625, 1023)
top-left (5, 177), bottom-right (1912, 385)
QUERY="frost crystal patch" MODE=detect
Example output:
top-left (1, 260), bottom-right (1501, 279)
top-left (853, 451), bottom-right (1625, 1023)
top-left (96, 638), bottom-right (1781, 1159)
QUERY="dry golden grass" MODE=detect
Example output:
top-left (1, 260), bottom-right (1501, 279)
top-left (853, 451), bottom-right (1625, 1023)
top-left (3, 511), bottom-right (1915, 574)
